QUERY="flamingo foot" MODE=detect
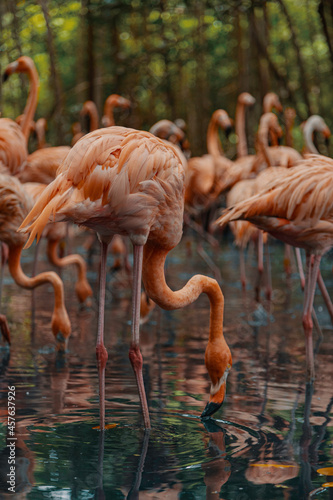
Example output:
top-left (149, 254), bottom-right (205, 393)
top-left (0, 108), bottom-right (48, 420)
top-left (129, 342), bottom-right (151, 429)
top-left (303, 314), bottom-right (315, 382)
top-left (96, 342), bottom-right (108, 431)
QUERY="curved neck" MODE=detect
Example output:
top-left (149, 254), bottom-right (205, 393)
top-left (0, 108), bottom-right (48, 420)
top-left (35, 119), bottom-right (46, 149)
top-left (46, 239), bottom-right (92, 303)
top-left (89, 108), bottom-right (99, 132)
top-left (207, 117), bottom-right (223, 158)
top-left (47, 240), bottom-right (84, 278)
top-left (303, 123), bottom-right (318, 154)
top-left (83, 102), bottom-right (99, 131)
top-left (142, 242), bottom-right (224, 343)
top-left (8, 244), bottom-right (65, 311)
top-left (257, 120), bottom-right (272, 167)
top-left (21, 65), bottom-right (39, 143)
top-left (235, 100), bottom-right (248, 158)
top-left (103, 97), bottom-right (116, 127)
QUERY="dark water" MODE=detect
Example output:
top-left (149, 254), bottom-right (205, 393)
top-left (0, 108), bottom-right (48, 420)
top-left (0, 230), bottom-right (332, 499)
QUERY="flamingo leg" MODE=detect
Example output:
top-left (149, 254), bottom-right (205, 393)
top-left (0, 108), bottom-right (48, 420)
top-left (316, 271), bottom-right (333, 324)
top-left (264, 240), bottom-right (272, 301)
top-left (240, 247), bottom-right (246, 290)
top-left (295, 248), bottom-right (305, 290)
top-left (96, 239), bottom-right (109, 431)
top-left (302, 254), bottom-right (321, 381)
top-left (0, 314), bottom-right (10, 345)
top-left (284, 244), bottom-right (292, 276)
top-left (0, 244), bottom-right (4, 311)
top-left (255, 231), bottom-right (264, 302)
top-left (129, 244), bottom-right (151, 429)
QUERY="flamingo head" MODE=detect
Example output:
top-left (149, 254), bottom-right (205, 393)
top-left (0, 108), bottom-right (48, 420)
top-left (201, 361), bottom-right (232, 418)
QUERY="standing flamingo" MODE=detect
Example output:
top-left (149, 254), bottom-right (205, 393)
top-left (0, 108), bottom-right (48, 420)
top-left (4, 56), bottom-right (71, 184)
top-left (101, 94), bottom-right (131, 127)
top-left (185, 110), bottom-right (233, 207)
top-left (215, 155), bottom-right (333, 380)
top-left (19, 127), bottom-right (232, 430)
top-left (254, 113), bottom-right (302, 170)
top-left (3, 56), bottom-right (39, 145)
top-left (0, 174), bottom-right (71, 348)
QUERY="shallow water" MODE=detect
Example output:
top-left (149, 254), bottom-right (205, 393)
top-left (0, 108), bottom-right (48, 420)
top-left (0, 230), bottom-right (332, 499)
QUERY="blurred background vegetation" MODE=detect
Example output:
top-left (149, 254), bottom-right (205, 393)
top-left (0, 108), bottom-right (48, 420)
top-left (1, 0), bottom-right (333, 156)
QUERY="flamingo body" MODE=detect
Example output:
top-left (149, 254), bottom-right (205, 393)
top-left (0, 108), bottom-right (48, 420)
top-left (21, 126), bottom-right (231, 428)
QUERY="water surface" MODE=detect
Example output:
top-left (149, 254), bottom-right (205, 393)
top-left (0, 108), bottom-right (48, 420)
top-left (0, 232), bottom-right (332, 499)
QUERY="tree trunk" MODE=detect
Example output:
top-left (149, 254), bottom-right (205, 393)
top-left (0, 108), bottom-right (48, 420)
top-left (250, 4), bottom-right (305, 120)
top-left (38, 0), bottom-right (65, 144)
top-left (276, 0), bottom-right (312, 115)
top-left (318, 0), bottom-right (333, 68)
top-left (86, 0), bottom-right (95, 102)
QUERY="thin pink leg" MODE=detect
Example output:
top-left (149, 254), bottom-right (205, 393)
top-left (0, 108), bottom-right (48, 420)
top-left (257, 231), bottom-right (264, 273)
top-left (96, 239), bottom-right (109, 431)
top-left (265, 241), bottom-right (272, 301)
top-left (240, 247), bottom-right (246, 290)
top-left (302, 254), bottom-right (321, 381)
top-left (0, 244), bottom-right (5, 310)
top-left (317, 271), bottom-right (333, 324)
top-left (128, 245), bottom-right (151, 429)
top-left (255, 231), bottom-right (264, 302)
top-left (295, 248), bottom-right (305, 290)
top-left (284, 244), bottom-right (292, 276)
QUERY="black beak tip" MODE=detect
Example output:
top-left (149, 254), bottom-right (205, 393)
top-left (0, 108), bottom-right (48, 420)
top-left (277, 136), bottom-right (282, 145)
top-left (2, 72), bottom-right (9, 83)
top-left (225, 125), bottom-right (232, 138)
top-left (325, 137), bottom-right (330, 147)
top-left (201, 401), bottom-right (223, 419)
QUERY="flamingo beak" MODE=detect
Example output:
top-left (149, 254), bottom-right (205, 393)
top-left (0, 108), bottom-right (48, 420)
top-left (201, 381), bottom-right (226, 419)
top-left (3, 61), bottom-right (19, 82)
top-left (56, 331), bottom-right (69, 352)
top-left (224, 125), bottom-right (232, 138)
top-left (324, 128), bottom-right (331, 148)
top-left (276, 102), bottom-right (283, 113)
top-left (323, 127), bottom-right (331, 139)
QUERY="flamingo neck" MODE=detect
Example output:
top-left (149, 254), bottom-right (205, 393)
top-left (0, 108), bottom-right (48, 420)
top-left (142, 242), bottom-right (224, 344)
top-left (303, 123), bottom-right (318, 154)
top-left (103, 97), bottom-right (116, 127)
top-left (257, 120), bottom-right (272, 167)
top-left (35, 119), bottom-right (46, 149)
top-left (207, 117), bottom-right (223, 159)
top-left (263, 94), bottom-right (274, 114)
top-left (89, 107), bottom-right (99, 131)
top-left (7, 244), bottom-right (68, 330)
top-left (46, 239), bottom-right (92, 303)
top-left (235, 100), bottom-right (248, 158)
top-left (285, 119), bottom-right (294, 148)
top-left (21, 65), bottom-right (39, 143)
top-left (83, 102), bottom-right (99, 131)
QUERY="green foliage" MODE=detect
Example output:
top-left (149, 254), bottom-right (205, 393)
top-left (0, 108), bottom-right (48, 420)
top-left (0, 0), bottom-right (333, 154)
